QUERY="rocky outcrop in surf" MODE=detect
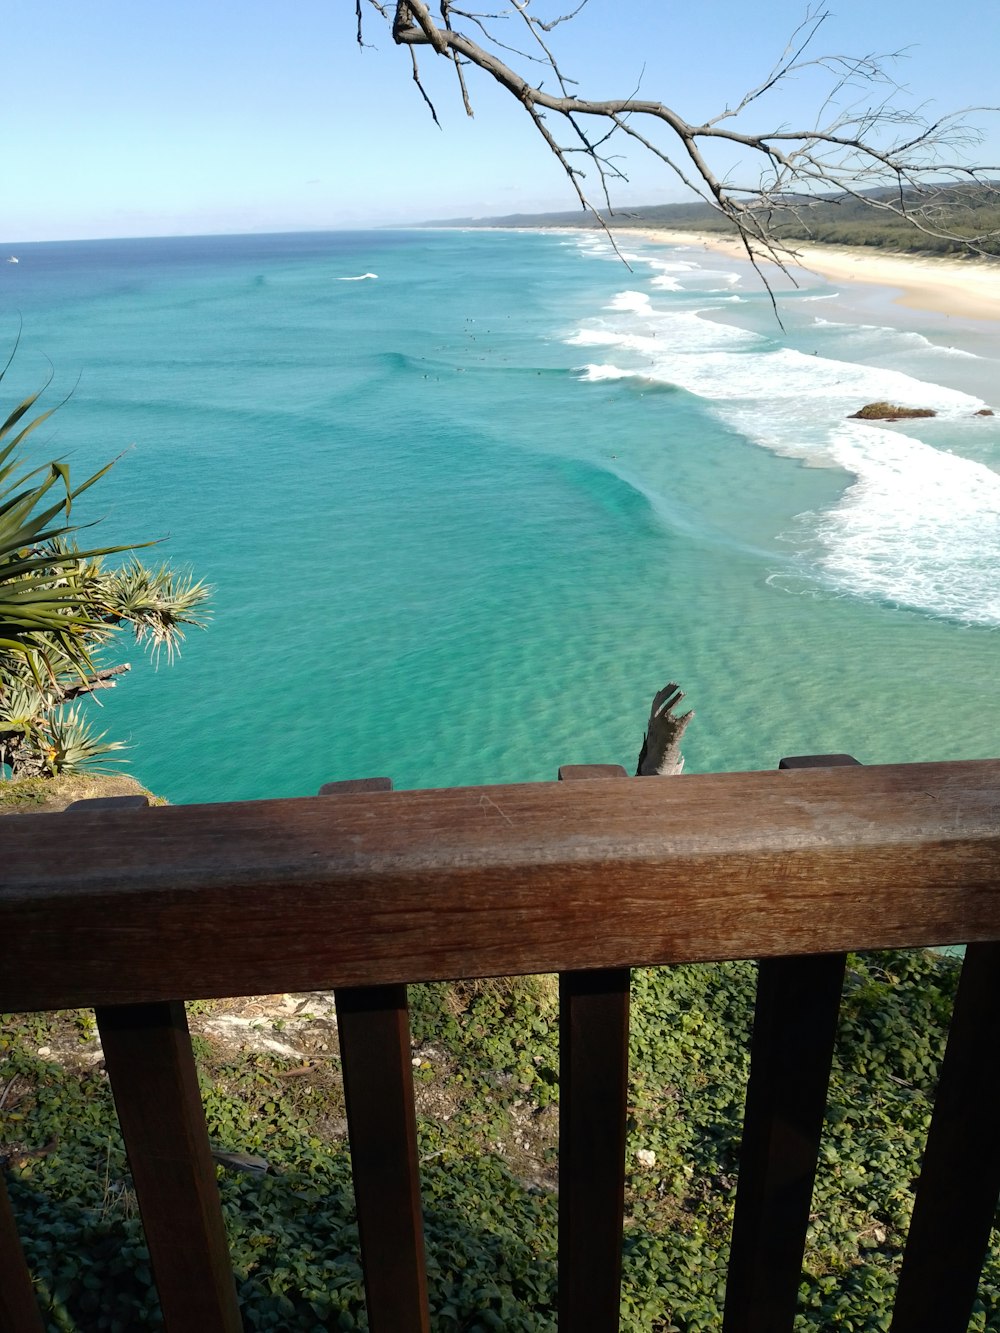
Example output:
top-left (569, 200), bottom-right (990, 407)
top-left (848, 402), bottom-right (938, 420)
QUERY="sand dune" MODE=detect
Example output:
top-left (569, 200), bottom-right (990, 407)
top-left (634, 229), bottom-right (1000, 322)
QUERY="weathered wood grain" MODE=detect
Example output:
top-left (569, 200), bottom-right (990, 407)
top-left (891, 940), bottom-right (1000, 1332)
top-left (6, 760), bottom-right (1000, 1332)
top-left (95, 1001), bottom-right (242, 1332)
top-left (320, 778), bottom-right (431, 1333)
top-left (556, 764), bottom-right (629, 781)
top-left (318, 778), bottom-right (393, 795)
top-left (335, 985), bottom-right (430, 1333)
top-left (556, 761), bottom-right (631, 1331)
top-left (0, 1167), bottom-right (45, 1332)
top-left (3, 760), bottom-right (1000, 1010)
top-left (724, 754), bottom-right (857, 1332)
top-left (722, 953), bottom-right (847, 1332)
top-left (558, 968), bottom-right (631, 1332)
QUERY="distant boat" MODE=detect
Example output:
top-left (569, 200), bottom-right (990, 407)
top-left (7, 256), bottom-right (18, 264)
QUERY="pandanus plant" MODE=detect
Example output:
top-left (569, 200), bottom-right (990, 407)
top-left (0, 351), bottom-right (209, 778)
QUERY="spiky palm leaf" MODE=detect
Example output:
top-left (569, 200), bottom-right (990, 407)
top-left (42, 704), bottom-right (128, 776)
top-left (0, 673), bottom-right (50, 768)
top-left (0, 356), bottom-right (134, 672)
top-left (0, 349), bottom-right (211, 780)
top-left (88, 556), bottom-right (210, 661)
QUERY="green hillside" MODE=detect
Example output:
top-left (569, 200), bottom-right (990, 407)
top-left (433, 185), bottom-right (1000, 259)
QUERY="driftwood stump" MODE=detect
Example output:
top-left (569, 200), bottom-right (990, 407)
top-left (635, 683), bottom-right (693, 776)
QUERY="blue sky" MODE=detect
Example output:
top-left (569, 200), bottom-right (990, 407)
top-left (5, 0), bottom-right (999, 241)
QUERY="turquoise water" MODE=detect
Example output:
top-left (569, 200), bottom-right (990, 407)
top-left (2, 228), bottom-right (998, 803)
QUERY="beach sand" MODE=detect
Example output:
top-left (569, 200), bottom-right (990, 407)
top-left (633, 229), bottom-right (1000, 323)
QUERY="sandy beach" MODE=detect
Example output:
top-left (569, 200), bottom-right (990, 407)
top-left (633, 228), bottom-right (1000, 323)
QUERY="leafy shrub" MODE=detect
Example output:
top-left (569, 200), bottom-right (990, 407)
top-left (5, 951), bottom-right (998, 1331)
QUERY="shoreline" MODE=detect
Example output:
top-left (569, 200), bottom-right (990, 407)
top-left (629, 228), bottom-right (1000, 323)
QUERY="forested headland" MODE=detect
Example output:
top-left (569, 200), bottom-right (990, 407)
top-left (435, 183), bottom-right (1000, 258)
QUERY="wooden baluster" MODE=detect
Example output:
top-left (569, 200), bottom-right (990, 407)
top-left (558, 968), bottom-right (631, 1332)
top-left (722, 754), bottom-right (859, 1333)
top-left (335, 984), bottom-right (429, 1333)
top-left (0, 1168), bottom-right (45, 1332)
top-left (96, 1001), bottom-right (242, 1332)
top-left (64, 795), bottom-right (240, 1333)
top-left (558, 763), bottom-right (630, 1332)
top-left (722, 951), bottom-right (847, 1333)
top-left (890, 940), bottom-right (1000, 1332)
top-left (321, 778), bottom-right (430, 1333)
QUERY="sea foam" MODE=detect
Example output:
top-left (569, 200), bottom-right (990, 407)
top-left (566, 234), bottom-right (1000, 625)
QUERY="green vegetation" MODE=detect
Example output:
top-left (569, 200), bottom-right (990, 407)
top-left (752, 188), bottom-right (1000, 257)
top-left (0, 362), bottom-right (209, 779)
top-left (4, 950), bottom-right (998, 1331)
top-left (460, 184), bottom-right (1000, 260)
top-left (0, 773), bottom-right (160, 814)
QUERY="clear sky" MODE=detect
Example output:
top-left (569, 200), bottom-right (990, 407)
top-left (5, 0), bottom-right (999, 242)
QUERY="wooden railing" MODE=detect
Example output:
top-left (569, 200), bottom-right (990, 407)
top-left (3, 755), bottom-right (1000, 1331)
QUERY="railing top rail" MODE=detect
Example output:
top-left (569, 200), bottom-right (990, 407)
top-left (4, 758), bottom-right (1000, 1011)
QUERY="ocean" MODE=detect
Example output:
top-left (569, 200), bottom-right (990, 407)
top-left (2, 227), bottom-right (998, 804)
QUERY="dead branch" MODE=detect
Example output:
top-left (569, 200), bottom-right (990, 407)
top-left (56, 663), bottom-right (131, 705)
top-left (636, 683), bottom-right (694, 777)
top-left (357, 0), bottom-right (999, 274)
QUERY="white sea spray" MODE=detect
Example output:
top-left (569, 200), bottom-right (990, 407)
top-left (566, 232), bottom-right (1000, 625)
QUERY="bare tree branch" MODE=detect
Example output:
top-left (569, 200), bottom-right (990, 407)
top-left (357, 0), bottom-right (1000, 278)
top-left (441, 3), bottom-right (475, 117)
top-left (57, 663), bottom-right (130, 705)
top-left (409, 45), bottom-right (443, 127)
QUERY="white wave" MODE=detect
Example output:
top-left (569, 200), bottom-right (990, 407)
top-left (647, 258), bottom-right (700, 275)
top-left (606, 290), bottom-right (656, 313)
top-left (571, 309), bottom-right (979, 418)
top-left (820, 321), bottom-right (986, 374)
top-left (936, 345), bottom-right (980, 359)
top-left (338, 272), bottom-right (378, 281)
top-left (676, 269), bottom-right (742, 288)
top-left (575, 239), bottom-right (623, 263)
top-left (806, 422), bottom-right (1000, 624)
top-left (565, 291), bottom-right (1000, 624)
top-left (577, 363), bottom-right (638, 381)
top-left (567, 328), bottom-right (664, 356)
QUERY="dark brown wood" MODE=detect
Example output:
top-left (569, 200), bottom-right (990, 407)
top-left (778, 755), bottom-right (862, 770)
top-left (890, 940), bottom-right (1000, 1333)
top-left (723, 754), bottom-right (857, 1331)
top-left (4, 760), bottom-right (1000, 1333)
top-left (559, 968), bottom-right (631, 1332)
top-left (557, 764), bottom-right (629, 781)
top-left (335, 985), bottom-right (430, 1333)
top-left (557, 761), bottom-right (630, 1331)
top-left (0, 1167), bottom-right (45, 1332)
top-left (319, 777), bottom-right (428, 1332)
top-left (95, 1002), bottom-right (243, 1333)
top-left (318, 777), bottom-right (394, 794)
top-left (722, 951), bottom-right (847, 1332)
top-left (5, 760), bottom-right (1000, 1010)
